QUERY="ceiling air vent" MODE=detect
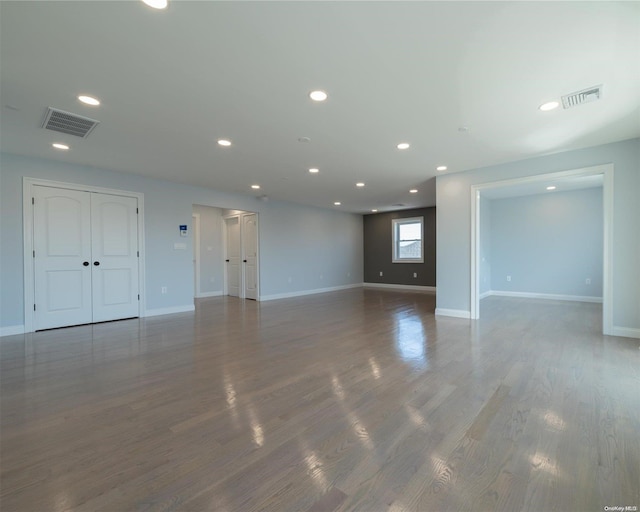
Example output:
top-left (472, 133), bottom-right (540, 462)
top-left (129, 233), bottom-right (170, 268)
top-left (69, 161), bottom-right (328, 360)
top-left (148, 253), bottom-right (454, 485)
top-left (41, 107), bottom-right (99, 138)
top-left (561, 85), bottom-right (603, 109)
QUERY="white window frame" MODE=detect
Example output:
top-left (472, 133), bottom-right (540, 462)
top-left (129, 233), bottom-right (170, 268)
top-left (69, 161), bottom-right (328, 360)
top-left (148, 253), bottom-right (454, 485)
top-left (392, 216), bottom-right (424, 263)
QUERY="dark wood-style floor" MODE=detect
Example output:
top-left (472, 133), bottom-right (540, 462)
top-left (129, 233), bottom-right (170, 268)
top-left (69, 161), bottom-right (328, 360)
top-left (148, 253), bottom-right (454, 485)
top-left (1, 290), bottom-right (639, 512)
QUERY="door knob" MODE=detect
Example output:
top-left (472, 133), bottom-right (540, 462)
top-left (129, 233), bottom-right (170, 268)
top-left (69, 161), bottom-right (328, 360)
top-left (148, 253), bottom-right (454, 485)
top-left (243, 260), bottom-right (247, 263)
top-left (225, 259), bottom-right (230, 262)
top-left (93, 261), bottom-right (100, 266)
top-left (83, 261), bottom-right (89, 266)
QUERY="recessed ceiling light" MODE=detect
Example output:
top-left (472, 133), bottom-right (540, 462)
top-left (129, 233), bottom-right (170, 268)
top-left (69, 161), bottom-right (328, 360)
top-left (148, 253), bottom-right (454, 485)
top-left (251, 184), bottom-right (261, 190)
top-left (436, 165), bottom-right (447, 171)
top-left (217, 139), bottom-right (232, 146)
top-left (308, 168), bottom-right (319, 174)
top-left (409, 189), bottom-right (418, 194)
top-left (52, 143), bottom-right (69, 150)
top-left (356, 182), bottom-right (365, 187)
top-left (539, 101), bottom-right (559, 111)
top-left (141, 0), bottom-right (168, 9)
top-left (397, 143), bottom-right (410, 150)
top-left (78, 95), bottom-right (100, 106)
top-left (546, 185), bottom-right (557, 191)
top-left (371, 209), bottom-right (378, 213)
top-left (309, 90), bottom-right (328, 102)
top-left (334, 201), bottom-right (341, 206)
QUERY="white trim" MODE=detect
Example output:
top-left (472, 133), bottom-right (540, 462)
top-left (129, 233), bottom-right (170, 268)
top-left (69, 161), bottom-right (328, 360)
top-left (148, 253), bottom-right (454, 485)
top-left (392, 216), bottom-right (425, 263)
top-left (487, 290), bottom-right (602, 303)
top-left (610, 327), bottom-right (640, 340)
top-left (479, 290), bottom-right (492, 300)
top-left (364, 283), bottom-right (436, 293)
top-left (602, 167), bottom-right (614, 336)
top-left (0, 325), bottom-right (25, 337)
top-left (260, 283), bottom-right (362, 302)
top-left (435, 308), bottom-right (471, 319)
top-left (469, 163), bottom-right (614, 336)
top-left (195, 291), bottom-right (224, 298)
top-left (23, 177), bottom-right (146, 333)
top-left (143, 305), bottom-right (195, 317)
top-left (192, 213), bottom-right (201, 298)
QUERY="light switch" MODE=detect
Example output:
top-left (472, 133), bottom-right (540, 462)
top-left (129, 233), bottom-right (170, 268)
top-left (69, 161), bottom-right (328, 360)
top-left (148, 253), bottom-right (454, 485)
top-left (174, 243), bottom-right (187, 250)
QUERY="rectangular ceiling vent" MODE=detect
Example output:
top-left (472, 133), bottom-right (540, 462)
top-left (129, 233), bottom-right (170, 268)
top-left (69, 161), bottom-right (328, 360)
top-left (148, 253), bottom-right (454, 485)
top-left (41, 107), bottom-right (99, 138)
top-left (561, 85), bottom-right (603, 109)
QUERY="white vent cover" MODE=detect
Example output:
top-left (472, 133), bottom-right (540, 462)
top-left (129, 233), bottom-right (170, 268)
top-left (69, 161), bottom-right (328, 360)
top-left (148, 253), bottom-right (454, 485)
top-left (561, 85), bottom-right (603, 109)
top-left (42, 107), bottom-right (99, 138)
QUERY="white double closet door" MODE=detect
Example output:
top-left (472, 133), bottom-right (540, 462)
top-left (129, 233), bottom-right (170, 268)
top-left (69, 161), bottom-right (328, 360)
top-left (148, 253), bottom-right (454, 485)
top-left (225, 213), bottom-right (258, 300)
top-left (33, 185), bottom-right (140, 330)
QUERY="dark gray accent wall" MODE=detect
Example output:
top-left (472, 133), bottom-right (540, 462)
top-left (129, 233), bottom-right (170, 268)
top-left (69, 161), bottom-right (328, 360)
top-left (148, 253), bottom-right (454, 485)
top-left (363, 207), bottom-right (436, 286)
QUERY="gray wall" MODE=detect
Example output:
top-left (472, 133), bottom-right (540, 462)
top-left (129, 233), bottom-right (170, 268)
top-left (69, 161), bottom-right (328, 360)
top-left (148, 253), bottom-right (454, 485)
top-left (192, 204), bottom-right (224, 296)
top-left (363, 207), bottom-right (436, 286)
top-left (0, 152), bottom-right (363, 330)
top-left (490, 188), bottom-right (603, 297)
top-left (436, 137), bottom-right (639, 333)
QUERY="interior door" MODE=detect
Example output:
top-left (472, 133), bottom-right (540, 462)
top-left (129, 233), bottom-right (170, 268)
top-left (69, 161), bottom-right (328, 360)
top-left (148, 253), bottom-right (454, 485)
top-left (90, 193), bottom-right (139, 322)
top-left (243, 213), bottom-right (258, 300)
top-left (225, 216), bottom-right (241, 297)
top-left (33, 186), bottom-right (93, 330)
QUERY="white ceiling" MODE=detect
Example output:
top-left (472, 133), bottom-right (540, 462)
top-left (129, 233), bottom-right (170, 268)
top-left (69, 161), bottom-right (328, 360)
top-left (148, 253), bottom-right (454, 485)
top-left (1, 1), bottom-right (638, 213)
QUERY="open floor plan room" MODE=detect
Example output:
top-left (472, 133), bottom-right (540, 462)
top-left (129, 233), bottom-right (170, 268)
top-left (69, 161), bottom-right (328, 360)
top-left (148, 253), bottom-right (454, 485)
top-left (1, 290), bottom-right (638, 511)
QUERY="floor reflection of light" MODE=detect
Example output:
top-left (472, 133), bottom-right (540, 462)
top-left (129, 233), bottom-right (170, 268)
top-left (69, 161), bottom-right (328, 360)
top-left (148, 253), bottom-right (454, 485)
top-left (368, 357), bottom-right (381, 379)
top-left (543, 410), bottom-right (566, 431)
top-left (347, 411), bottom-right (374, 450)
top-left (54, 490), bottom-right (72, 512)
top-left (406, 405), bottom-right (427, 429)
top-left (247, 407), bottom-right (264, 447)
top-left (331, 375), bottom-right (345, 400)
top-left (530, 451), bottom-right (561, 477)
top-left (394, 313), bottom-right (427, 367)
top-left (304, 450), bottom-right (330, 490)
top-left (223, 370), bottom-right (240, 425)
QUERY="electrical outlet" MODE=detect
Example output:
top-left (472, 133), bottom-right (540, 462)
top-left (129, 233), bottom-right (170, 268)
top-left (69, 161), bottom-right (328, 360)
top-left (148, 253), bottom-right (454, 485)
top-left (379, 271), bottom-right (383, 277)
top-left (585, 278), bottom-right (591, 285)
top-left (287, 277), bottom-right (292, 284)
top-left (319, 274), bottom-right (323, 280)
top-left (506, 275), bottom-right (511, 282)
top-left (161, 286), bottom-right (167, 294)
top-left (413, 272), bottom-right (417, 278)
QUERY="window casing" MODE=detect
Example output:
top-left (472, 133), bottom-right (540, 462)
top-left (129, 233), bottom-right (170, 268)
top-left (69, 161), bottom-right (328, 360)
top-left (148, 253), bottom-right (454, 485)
top-left (392, 217), bottom-right (424, 263)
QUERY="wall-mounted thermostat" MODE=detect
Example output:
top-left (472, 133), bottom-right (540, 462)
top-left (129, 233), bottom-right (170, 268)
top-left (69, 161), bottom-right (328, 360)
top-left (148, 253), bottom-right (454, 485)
top-left (180, 225), bottom-right (188, 237)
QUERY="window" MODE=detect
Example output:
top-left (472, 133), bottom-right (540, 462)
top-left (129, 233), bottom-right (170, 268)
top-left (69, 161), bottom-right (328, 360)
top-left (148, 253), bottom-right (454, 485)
top-left (392, 217), bottom-right (424, 263)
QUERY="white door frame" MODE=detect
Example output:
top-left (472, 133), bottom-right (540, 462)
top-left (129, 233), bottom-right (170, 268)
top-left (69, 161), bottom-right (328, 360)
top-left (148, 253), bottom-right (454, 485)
top-left (192, 213), bottom-right (200, 298)
top-left (470, 163), bottom-right (613, 335)
top-left (23, 177), bottom-right (146, 333)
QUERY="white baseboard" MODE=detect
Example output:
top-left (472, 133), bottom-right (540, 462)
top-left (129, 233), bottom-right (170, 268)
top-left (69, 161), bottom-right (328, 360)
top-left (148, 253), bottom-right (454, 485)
top-left (0, 325), bottom-right (25, 337)
top-left (487, 290), bottom-right (603, 303)
top-left (479, 290), bottom-right (492, 300)
top-left (196, 291), bottom-right (223, 298)
top-left (611, 326), bottom-right (640, 339)
top-left (435, 308), bottom-right (471, 319)
top-left (144, 305), bottom-right (195, 317)
top-left (364, 283), bottom-right (436, 293)
top-left (260, 283), bottom-right (362, 302)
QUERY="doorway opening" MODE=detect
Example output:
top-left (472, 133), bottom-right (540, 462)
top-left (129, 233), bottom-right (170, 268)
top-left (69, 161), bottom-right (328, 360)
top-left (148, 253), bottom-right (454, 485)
top-left (191, 205), bottom-right (259, 301)
top-left (470, 164), bottom-right (613, 335)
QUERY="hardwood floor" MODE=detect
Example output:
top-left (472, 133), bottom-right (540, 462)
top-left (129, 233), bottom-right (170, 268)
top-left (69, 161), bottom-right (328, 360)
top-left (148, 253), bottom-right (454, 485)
top-left (1, 289), bottom-right (639, 511)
